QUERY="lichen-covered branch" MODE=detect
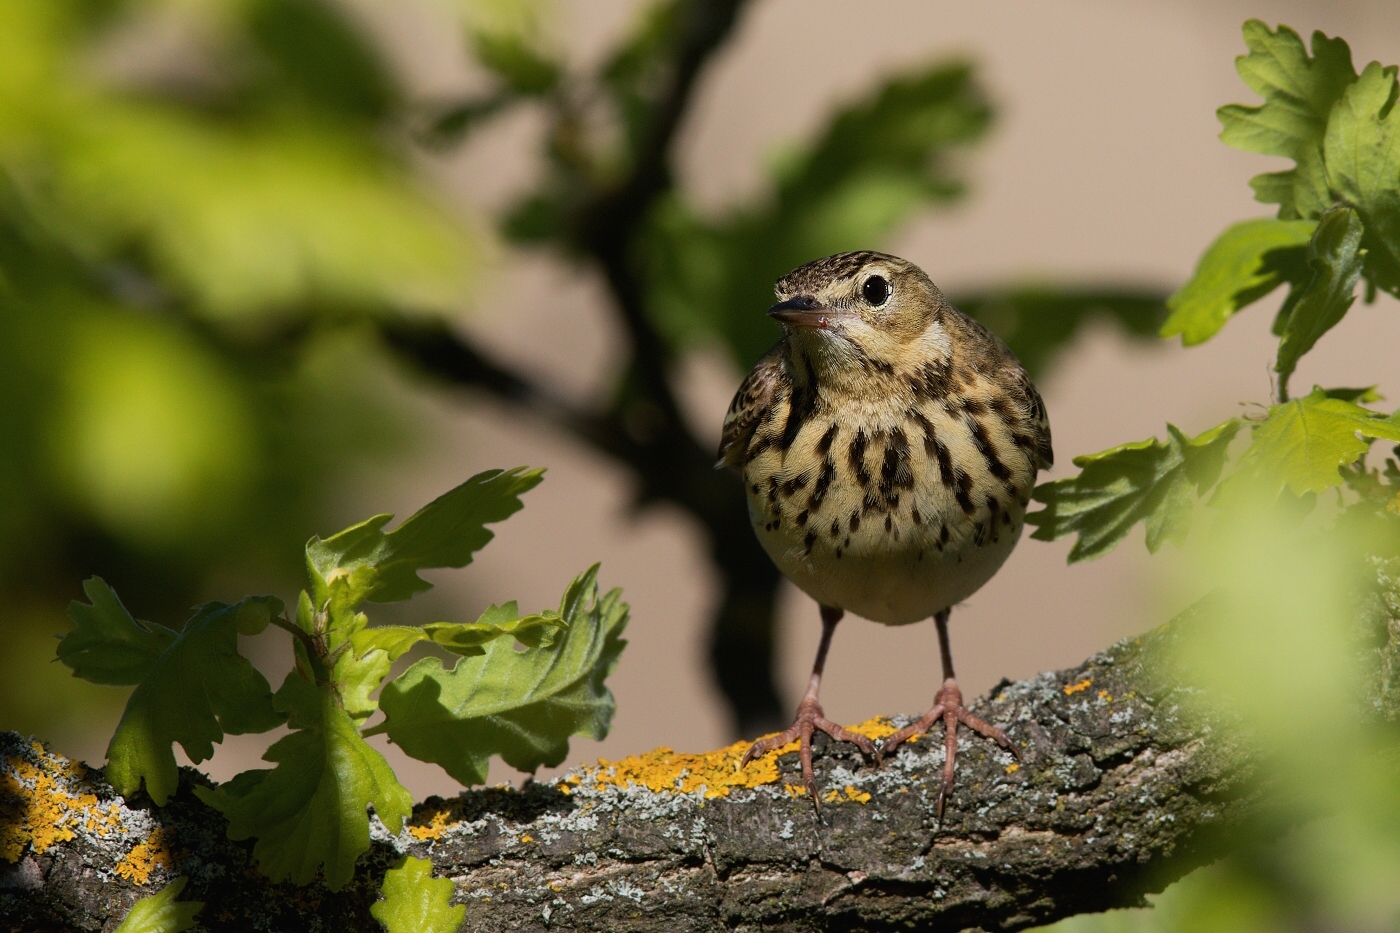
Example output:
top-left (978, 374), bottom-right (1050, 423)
top-left (7, 615), bottom-right (1330, 933)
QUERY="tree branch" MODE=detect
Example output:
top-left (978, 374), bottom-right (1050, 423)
top-left (14, 607), bottom-right (1386, 932)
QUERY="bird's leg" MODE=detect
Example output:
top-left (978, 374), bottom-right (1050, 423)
top-left (879, 609), bottom-right (1019, 818)
top-left (740, 605), bottom-right (877, 806)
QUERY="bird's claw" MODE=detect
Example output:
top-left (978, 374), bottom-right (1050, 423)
top-left (739, 698), bottom-right (877, 811)
top-left (878, 678), bottom-right (1019, 819)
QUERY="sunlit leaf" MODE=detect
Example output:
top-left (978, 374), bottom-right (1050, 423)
top-left (371, 565), bottom-right (628, 785)
top-left (1323, 61), bottom-right (1400, 294)
top-left (350, 625), bottom-right (430, 662)
top-left (1028, 420), bottom-right (1242, 562)
top-left (47, 312), bottom-right (258, 547)
top-left (1232, 389), bottom-right (1400, 497)
top-left (370, 856), bottom-right (465, 933)
top-left (1275, 207), bottom-right (1365, 394)
top-left (59, 580), bottom-right (284, 804)
top-left (195, 672), bottom-right (412, 891)
top-left (305, 468), bottom-right (543, 613)
top-left (1218, 21), bottom-right (1356, 219)
top-left (112, 877), bottom-right (202, 933)
top-left (423, 602), bottom-right (566, 655)
top-left (54, 108), bottom-right (476, 320)
top-left (1160, 218), bottom-right (1316, 346)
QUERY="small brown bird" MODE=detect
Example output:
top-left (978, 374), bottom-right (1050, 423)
top-left (719, 251), bottom-right (1053, 814)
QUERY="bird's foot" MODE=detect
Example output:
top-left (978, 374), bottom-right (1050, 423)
top-left (740, 697), bottom-right (878, 808)
top-left (879, 677), bottom-right (1019, 818)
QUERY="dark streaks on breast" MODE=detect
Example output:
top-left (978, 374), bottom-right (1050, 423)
top-left (954, 469), bottom-right (976, 515)
top-left (968, 416), bottom-right (1013, 482)
top-left (807, 457), bottom-right (836, 512)
top-left (879, 427), bottom-right (914, 502)
top-left (849, 430), bottom-right (871, 486)
top-left (778, 353), bottom-right (820, 451)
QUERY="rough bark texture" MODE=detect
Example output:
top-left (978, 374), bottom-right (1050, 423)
top-left (2, 613), bottom-right (1309, 933)
top-left (15, 574), bottom-right (1400, 933)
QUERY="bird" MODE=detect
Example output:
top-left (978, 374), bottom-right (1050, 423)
top-left (718, 251), bottom-right (1053, 815)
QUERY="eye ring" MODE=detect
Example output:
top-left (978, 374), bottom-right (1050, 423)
top-left (862, 274), bottom-right (890, 307)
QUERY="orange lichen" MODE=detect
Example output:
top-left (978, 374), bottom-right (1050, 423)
top-left (587, 717), bottom-right (896, 799)
top-left (2, 749), bottom-right (124, 863)
top-left (115, 827), bottom-right (176, 884)
top-left (408, 809), bottom-right (454, 841)
top-left (1097, 690), bottom-right (1113, 702)
top-left (1005, 763), bottom-right (1020, 774)
top-left (821, 785), bottom-right (872, 804)
top-left (1064, 679), bottom-right (1092, 695)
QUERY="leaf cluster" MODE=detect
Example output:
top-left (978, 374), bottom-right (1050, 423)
top-left (56, 469), bottom-right (629, 901)
top-left (0, 0), bottom-right (482, 664)
top-left (1161, 22), bottom-right (1400, 398)
top-left (1031, 21), bottom-right (1400, 568)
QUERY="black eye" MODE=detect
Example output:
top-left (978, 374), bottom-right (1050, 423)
top-left (862, 275), bottom-right (890, 307)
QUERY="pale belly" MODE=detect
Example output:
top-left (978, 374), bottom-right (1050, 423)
top-left (750, 494), bottom-right (1024, 625)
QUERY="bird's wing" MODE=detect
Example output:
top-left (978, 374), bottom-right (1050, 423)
top-left (1008, 366), bottom-right (1054, 470)
top-left (717, 344), bottom-right (786, 470)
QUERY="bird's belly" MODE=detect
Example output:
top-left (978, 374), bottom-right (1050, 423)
top-left (749, 494), bottom-right (1025, 625)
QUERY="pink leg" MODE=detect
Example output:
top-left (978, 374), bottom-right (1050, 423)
top-left (740, 605), bottom-right (877, 808)
top-left (879, 609), bottom-right (1019, 818)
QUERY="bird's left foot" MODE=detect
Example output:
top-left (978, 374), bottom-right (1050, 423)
top-left (880, 677), bottom-right (1019, 818)
top-left (740, 697), bottom-right (878, 807)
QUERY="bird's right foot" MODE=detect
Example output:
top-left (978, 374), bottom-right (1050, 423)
top-left (740, 697), bottom-right (878, 807)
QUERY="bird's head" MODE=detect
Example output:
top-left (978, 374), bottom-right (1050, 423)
top-left (768, 251), bottom-right (951, 384)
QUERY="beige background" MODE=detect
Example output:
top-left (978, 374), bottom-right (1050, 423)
top-left (63, 0), bottom-right (1400, 800)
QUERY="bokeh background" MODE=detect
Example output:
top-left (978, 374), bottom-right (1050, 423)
top-left (4, 0), bottom-right (1400, 926)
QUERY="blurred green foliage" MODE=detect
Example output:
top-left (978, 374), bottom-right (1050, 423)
top-left (1040, 22), bottom-right (1400, 933)
top-left (0, 0), bottom-right (475, 739)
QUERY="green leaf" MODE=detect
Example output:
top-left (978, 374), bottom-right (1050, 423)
top-left (1321, 386), bottom-right (1384, 404)
top-left (56, 109), bottom-right (478, 320)
top-left (58, 577), bottom-right (176, 686)
top-left (371, 856), bottom-right (465, 933)
top-left (423, 602), bottom-right (567, 655)
top-left (1232, 389), bottom-right (1400, 497)
top-left (1323, 61), bottom-right (1400, 294)
top-left (1218, 21), bottom-right (1356, 218)
top-left (60, 583), bottom-right (285, 804)
top-left (113, 877), bottom-right (202, 933)
top-left (349, 603), bottom-right (567, 664)
top-left (351, 625), bottom-right (430, 662)
top-left (1275, 207), bottom-right (1365, 395)
top-left (1161, 218), bottom-right (1317, 345)
top-left (332, 610), bottom-right (393, 725)
top-left (306, 468), bottom-right (543, 613)
top-left (372, 566), bottom-right (628, 785)
top-left (195, 672), bottom-right (413, 891)
top-left (1028, 420), bottom-right (1242, 562)
top-left (953, 287), bottom-right (1165, 378)
top-left (473, 31), bottom-right (561, 96)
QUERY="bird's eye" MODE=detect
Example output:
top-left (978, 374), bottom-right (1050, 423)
top-left (862, 275), bottom-right (890, 307)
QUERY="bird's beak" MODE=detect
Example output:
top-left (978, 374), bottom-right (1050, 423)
top-left (768, 295), bottom-right (837, 329)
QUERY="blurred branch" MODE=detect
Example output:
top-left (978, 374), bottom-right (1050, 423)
top-left (16, 606), bottom-right (1385, 931)
top-left (377, 314), bottom-right (668, 483)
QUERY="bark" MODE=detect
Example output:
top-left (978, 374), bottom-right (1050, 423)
top-left (11, 607), bottom-right (1377, 933)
